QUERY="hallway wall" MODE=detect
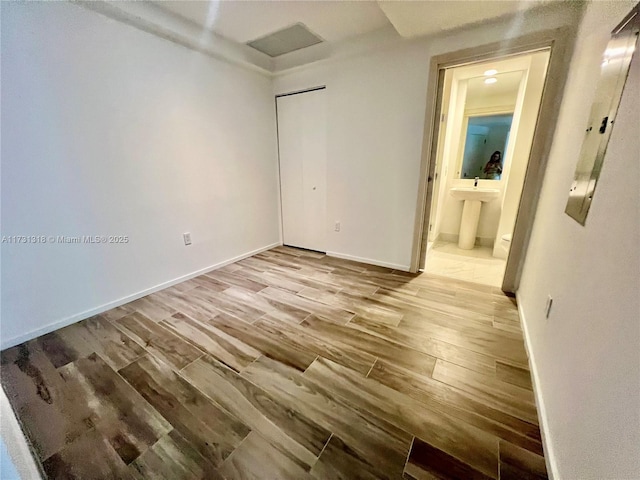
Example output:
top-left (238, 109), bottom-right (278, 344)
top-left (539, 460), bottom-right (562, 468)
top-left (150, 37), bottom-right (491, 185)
top-left (518, 1), bottom-right (640, 478)
top-left (1, 2), bottom-right (280, 347)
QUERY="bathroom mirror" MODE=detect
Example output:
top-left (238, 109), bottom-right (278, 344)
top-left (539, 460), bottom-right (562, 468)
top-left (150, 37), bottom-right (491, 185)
top-left (565, 5), bottom-right (639, 225)
top-left (459, 114), bottom-right (513, 179)
top-left (457, 70), bottom-right (522, 180)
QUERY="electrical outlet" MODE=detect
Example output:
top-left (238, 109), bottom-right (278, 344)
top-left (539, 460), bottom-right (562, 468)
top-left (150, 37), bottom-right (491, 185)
top-left (335, 221), bottom-right (341, 232)
top-left (183, 232), bottom-right (192, 246)
top-left (545, 295), bottom-right (553, 319)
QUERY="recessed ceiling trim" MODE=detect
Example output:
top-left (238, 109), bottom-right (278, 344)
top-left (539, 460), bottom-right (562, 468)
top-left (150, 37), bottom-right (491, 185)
top-left (247, 23), bottom-right (324, 57)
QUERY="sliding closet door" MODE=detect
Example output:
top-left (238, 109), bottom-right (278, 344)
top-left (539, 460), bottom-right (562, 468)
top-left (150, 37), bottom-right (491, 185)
top-left (277, 89), bottom-right (327, 252)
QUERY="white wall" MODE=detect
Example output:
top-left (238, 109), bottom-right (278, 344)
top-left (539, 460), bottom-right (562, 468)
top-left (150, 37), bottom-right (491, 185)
top-left (1, 387), bottom-right (41, 479)
top-left (432, 69), bottom-right (467, 245)
top-left (275, 43), bottom-right (430, 269)
top-left (0, 2), bottom-right (280, 348)
top-left (518, 1), bottom-right (640, 478)
top-left (273, 2), bottom-right (582, 269)
top-left (493, 51), bottom-right (549, 258)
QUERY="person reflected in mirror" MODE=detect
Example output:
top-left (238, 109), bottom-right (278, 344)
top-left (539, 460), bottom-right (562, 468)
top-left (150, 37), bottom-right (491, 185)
top-left (483, 151), bottom-right (503, 180)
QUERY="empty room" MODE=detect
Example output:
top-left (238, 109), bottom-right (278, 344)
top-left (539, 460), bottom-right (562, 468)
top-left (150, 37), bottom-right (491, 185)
top-left (1, 1), bottom-right (638, 479)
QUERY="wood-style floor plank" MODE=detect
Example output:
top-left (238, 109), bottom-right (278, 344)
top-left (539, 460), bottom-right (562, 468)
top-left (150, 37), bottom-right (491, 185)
top-left (219, 431), bottom-right (314, 480)
top-left (1, 342), bottom-right (97, 461)
top-left (309, 270), bottom-right (380, 296)
top-left (405, 436), bottom-right (493, 480)
top-left (256, 251), bottom-right (324, 274)
top-left (499, 440), bottom-right (548, 480)
top-left (302, 315), bottom-right (437, 378)
top-left (492, 316), bottom-right (523, 335)
top-left (160, 312), bottom-right (260, 373)
top-left (124, 296), bottom-right (177, 322)
top-left (58, 353), bottom-right (171, 464)
top-left (129, 430), bottom-right (223, 480)
top-left (183, 274), bottom-right (230, 293)
top-left (319, 254), bottom-right (370, 273)
top-left (496, 361), bottom-right (534, 390)
top-left (42, 428), bottom-right (135, 480)
top-left (119, 354), bottom-right (250, 467)
top-left (368, 359), bottom-right (543, 455)
top-left (242, 355), bottom-right (412, 478)
top-left (304, 357), bottom-right (500, 479)
top-left (414, 287), bottom-right (497, 318)
top-left (432, 359), bottom-right (538, 424)
top-left (298, 287), bottom-right (404, 327)
top-left (51, 314), bottom-right (146, 370)
top-left (263, 268), bottom-right (343, 295)
top-left (235, 256), bottom-right (299, 276)
top-left (259, 286), bottom-right (354, 324)
top-left (188, 286), bottom-right (266, 324)
top-left (396, 312), bottom-right (528, 366)
top-left (209, 313), bottom-right (318, 372)
top-left (35, 331), bottom-right (80, 369)
top-left (222, 285), bottom-right (309, 324)
top-left (348, 315), bottom-right (496, 375)
top-left (205, 269), bottom-right (269, 293)
top-left (256, 315), bottom-right (377, 375)
top-left (1, 246), bottom-right (545, 479)
top-left (100, 303), bottom-right (137, 323)
top-left (375, 288), bottom-right (496, 327)
top-left (112, 312), bottom-right (203, 371)
top-left (147, 289), bottom-right (219, 323)
top-left (182, 355), bottom-right (331, 468)
top-left (309, 434), bottom-right (386, 480)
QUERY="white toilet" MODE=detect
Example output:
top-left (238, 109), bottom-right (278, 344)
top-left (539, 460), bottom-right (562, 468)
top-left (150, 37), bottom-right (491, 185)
top-left (495, 233), bottom-right (512, 259)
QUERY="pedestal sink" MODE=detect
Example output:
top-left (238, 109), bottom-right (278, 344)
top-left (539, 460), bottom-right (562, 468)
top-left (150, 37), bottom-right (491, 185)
top-left (450, 187), bottom-right (500, 250)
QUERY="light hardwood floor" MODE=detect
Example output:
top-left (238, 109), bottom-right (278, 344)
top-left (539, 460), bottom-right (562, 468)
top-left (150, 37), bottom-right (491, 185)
top-left (1, 246), bottom-right (547, 479)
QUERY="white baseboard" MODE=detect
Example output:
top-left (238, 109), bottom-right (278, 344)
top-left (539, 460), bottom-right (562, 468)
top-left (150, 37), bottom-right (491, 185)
top-left (325, 251), bottom-right (409, 271)
top-left (438, 232), bottom-right (495, 248)
top-left (0, 242), bottom-right (280, 350)
top-left (516, 292), bottom-right (558, 480)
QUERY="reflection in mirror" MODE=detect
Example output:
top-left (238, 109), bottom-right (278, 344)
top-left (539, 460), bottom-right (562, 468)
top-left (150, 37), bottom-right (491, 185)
top-left (460, 114), bottom-right (513, 179)
top-left (457, 70), bottom-right (522, 180)
top-left (565, 5), bottom-right (639, 224)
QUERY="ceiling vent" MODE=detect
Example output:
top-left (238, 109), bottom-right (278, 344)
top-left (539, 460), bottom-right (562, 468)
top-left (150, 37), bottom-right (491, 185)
top-left (247, 23), bottom-right (323, 57)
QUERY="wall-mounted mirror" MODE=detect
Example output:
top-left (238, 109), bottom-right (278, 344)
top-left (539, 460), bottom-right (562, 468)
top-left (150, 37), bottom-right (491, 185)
top-left (456, 70), bottom-right (522, 180)
top-left (459, 114), bottom-right (513, 179)
top-left (565, 5), bottom-right (639, 224)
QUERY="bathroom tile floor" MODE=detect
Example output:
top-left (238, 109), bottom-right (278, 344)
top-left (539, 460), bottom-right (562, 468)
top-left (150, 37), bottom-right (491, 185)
top-left (424, 241), bottom-right (506, 287)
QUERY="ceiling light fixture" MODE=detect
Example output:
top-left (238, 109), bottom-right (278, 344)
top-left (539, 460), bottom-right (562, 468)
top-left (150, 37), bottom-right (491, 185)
top-left (484, 69), bottom-right (498, 76)
top-left (484, 77), bottom-right (498, 84)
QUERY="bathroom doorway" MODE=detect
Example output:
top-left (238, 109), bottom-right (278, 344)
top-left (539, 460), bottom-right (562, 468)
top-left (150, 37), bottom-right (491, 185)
top-left (415, 48), bottom-right (552, 289)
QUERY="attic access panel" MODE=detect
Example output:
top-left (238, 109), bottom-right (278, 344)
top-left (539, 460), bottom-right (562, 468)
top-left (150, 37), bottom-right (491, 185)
top-left (247, 23), bottom-right (323, 57)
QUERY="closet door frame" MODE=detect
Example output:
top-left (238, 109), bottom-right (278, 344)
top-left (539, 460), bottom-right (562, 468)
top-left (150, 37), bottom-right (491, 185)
top-left (276, 86), bottom-right (327, 252)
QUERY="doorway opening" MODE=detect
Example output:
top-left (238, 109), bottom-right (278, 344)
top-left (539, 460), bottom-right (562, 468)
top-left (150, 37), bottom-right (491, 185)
top-left (418, 49), bottom-right (551, 288)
